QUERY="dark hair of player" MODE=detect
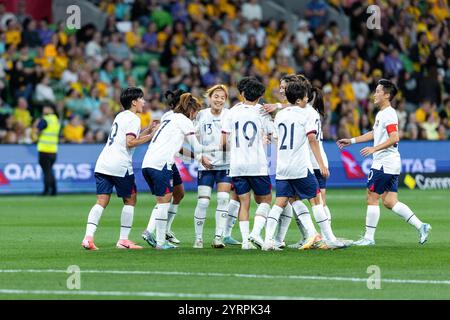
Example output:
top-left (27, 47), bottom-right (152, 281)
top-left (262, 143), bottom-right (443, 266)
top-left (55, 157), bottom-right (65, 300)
top-left (377, 78), bottom-right (398, 101)
top-left (242, 79), bottom-right (265, 102)
top-left (237, 76), bottom-right (258, 94)
top-left (120, 87), bottom-right (144, 110)
top-left (174, 93), bottom-right (202, 117)
top-left (285, 81), bottom-right (308, 105)
top-left (296, 74), bottom-right (325, 118)
top-left (165, 89), bottom-right (186, 109)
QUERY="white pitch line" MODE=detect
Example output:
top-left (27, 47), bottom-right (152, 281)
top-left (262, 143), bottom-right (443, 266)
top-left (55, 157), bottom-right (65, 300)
top-left (0, 289), bottom-right (341, 300)
top-left (1, 269), bottom-right (450, 286)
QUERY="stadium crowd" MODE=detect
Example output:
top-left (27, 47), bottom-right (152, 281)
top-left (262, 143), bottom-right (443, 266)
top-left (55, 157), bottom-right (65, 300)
top-left (0, 0), bottom-right (449, 144)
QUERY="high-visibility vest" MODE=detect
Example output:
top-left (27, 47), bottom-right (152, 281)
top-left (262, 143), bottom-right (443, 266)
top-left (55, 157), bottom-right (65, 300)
top-left (37, 114), bottom-right (60, 153)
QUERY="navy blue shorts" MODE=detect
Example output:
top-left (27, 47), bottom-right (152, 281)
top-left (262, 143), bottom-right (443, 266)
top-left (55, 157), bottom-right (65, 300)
top-left (95, 172), bottom-right (136, 198)
top-left (313, 169), bottom-right (327, 189)
top-left (142, 165), bottom-right (173, 197)
top-left (171, 164), bottom-right (183, 186)
top-left (231, 176), bottom-right (272, 196)
top-left (367, 167), bottom-right (399, 195)
top-left (276, 171), bottom-right (320, 200)
top-left (198, 170), bottom-right (232, 188)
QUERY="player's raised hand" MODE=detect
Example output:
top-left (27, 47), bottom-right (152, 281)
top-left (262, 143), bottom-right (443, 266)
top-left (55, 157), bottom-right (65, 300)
top-left (201, 155), bottom-right (213, 170)
top-left (360, 146), bottom-right (375, 157)
top-left (262, 104), bottom-right (277, 114)
top-left (336, 139), bottom-right (351, 149)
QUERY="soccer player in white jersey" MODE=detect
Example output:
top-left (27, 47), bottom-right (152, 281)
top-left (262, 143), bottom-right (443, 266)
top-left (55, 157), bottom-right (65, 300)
top-left (337, 79), bottom-right (431, 245)
top-left (221, 77), bottom-right (273, 250)
top-left (81, 87), bottom-right (155, 250)
top-left (263, 80), bottom-right (333, 250)
top-left (193, 84), bottom-right (240, 248)
top-left (144, 89), bottom-right (188, 246)
top-left (264, 74), bottom-right (340, 248)
top-left (141, 93), bottom-right (217, 249)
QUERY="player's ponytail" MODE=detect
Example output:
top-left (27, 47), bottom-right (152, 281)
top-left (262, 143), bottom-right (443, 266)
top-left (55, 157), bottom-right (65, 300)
top-left (311, 86), bottom-right (325, 118)
top-left (174, 93), bottom-right (202, 117)
top-left (165, 89), bottom-right (186, 110)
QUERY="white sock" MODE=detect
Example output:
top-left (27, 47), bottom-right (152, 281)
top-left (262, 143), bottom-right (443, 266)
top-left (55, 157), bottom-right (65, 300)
top-left (312, 204), bottom-right (336, 241)
top-left (324, 205), bottom-right (332, 223)
top-left (292, 200), bottom-right (316, 238)
top-left (364, 205), bottom-right (380, 241)
top-left (194, 198), bottom-right (209, 240)
top-left (274, 203), bottom-right (292, 243)
top-left (155, 203), bottom-right (170, 246)
top-left (215, 192), bottom-right (229, 238)
top-left (147, 206), bottom-right (157, 233)
top-left (119, 205), bottom-right (134, 240)
top-left (85, 204), bottom-right (104, 237)
top-left (239, 220), bottom-right (250, 245)
top-left (250, 203), bottom-right (270, 238)
top-left (392, 202), bottom-right (422, 230)
top-left (224, 199), bottom-right (239, 237)
top-left (291, 200), bottom-right (308, 239)
top-left (265, 205), bottom-right (283, 242)
top-left (166, 203), bottom-right (178, 233)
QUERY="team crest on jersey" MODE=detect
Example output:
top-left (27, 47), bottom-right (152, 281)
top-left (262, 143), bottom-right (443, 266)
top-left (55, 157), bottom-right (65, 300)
top-left (375, 120), bottom-right (380, 128)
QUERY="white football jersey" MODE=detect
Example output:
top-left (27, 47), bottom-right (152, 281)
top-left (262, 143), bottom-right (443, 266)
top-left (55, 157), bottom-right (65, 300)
top-left (95, 110), bottom-right (141, 177)
top-left (195, 108), bottom-right (230, 171)
top-left (222, 103), bottom-right (273, 177)
top-left (142, 112), bottom-right (196, 170)
top-left (372, 106), bottom-right (401, 174)
top-left (305, 104), bottom-right (329, 169)
top-left (273, 106), bottom-right (316, 179)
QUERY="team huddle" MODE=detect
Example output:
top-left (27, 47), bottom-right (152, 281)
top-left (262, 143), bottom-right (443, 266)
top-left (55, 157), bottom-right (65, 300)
top-left (81, 75), bottom-right (432, 251)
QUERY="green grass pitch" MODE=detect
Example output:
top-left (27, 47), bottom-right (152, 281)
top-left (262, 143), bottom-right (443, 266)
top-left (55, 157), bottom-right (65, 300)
top-left (0, 189), bottom-right (449, 300)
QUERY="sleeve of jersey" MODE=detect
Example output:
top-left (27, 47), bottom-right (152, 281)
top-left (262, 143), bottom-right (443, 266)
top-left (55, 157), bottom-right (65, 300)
top-left (221, 112), bottom-right (231, 134)
top-left (126, 118), bottom-right (141, 138)
top-left (385, 110), bottom-right (399, 134)
top-left (305, 115), bottom-right (317, 137)
top-left (180, 117), bottom-right (196, 137)
top-left (193, 113), bottom-right (201, 133)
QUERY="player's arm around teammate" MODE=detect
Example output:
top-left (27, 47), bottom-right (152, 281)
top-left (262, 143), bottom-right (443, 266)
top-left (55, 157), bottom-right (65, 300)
top-left (82, 87), bottom-right (156, 250)
top-left (141, 93), bottom-right (219, 249)
top-left (221, 78), bottom-right (273, 250)
top-left (263, 81), bottom-right (331, 250)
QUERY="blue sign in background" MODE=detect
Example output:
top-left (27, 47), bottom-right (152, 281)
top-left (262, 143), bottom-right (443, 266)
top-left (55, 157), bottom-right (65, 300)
top-left (0, 142), bottom-right (449, 194)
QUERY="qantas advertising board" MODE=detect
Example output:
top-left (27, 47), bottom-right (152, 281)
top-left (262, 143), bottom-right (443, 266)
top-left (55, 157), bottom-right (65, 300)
top-left (0, 142), bottom-right (449, 194)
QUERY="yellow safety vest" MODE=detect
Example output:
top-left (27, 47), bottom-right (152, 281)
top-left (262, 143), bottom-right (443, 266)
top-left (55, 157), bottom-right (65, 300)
top-left (37, 114), bottom-right (61, 153)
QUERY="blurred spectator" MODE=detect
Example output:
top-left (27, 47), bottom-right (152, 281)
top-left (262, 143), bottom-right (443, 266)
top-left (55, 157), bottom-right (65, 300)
top-left (86, 101), bottom-right (113, 142)
top-left (352, 71), bottom-right (370, 103)
top-left (305, 0), bottom-right (328, 32)
top-left (35, 75), bottom-right (56, 103)
top-left (63, 115), bottom-right (84, 143)
top-left (421, 113), bottom-right (440, 140)
top-left (295, 20), bottom-right (313, 48)
top-left (37, 19), bottom-right (54, 46)
top-left (396, 100), bottom-right (408, 138)
top-left (405, 113), bottom-right (419, 140)
top-left (21, 19), bottom-right (41, 48)
top-left (13, 97), bottom-right (31, 129)
top-left (85, 32), bottom-right (103, 67)
top-left (241, 0), bottom-right (263, 21)
top-left (106, 33), bottom-right (131, 63)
